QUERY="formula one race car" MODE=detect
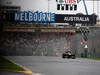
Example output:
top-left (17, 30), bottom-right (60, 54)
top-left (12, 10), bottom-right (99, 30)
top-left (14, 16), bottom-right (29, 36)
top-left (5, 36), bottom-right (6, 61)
top-left (62, 50), bottom-right (76, 59)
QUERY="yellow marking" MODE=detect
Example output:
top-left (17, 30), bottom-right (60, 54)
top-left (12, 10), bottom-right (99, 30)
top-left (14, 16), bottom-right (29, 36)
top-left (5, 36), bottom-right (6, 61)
top-left (17, 70), bottom-right (33, 74)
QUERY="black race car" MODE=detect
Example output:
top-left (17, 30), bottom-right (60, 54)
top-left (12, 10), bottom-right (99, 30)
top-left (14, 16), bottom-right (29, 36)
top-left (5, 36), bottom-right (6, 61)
top-left (62, 50), bottom-right (76, 59)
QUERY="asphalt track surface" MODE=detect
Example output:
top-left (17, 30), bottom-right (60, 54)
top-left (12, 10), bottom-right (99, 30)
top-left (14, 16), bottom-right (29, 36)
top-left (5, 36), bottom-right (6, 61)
top-left (4, 56), bottom-right (100, 75)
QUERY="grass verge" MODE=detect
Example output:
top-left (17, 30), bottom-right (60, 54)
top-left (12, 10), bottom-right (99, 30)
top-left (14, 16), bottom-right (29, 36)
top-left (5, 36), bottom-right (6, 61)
top-left (0, 56), bottom-right (25, 71)
top-left (82, 58), bottom-right (100, 60)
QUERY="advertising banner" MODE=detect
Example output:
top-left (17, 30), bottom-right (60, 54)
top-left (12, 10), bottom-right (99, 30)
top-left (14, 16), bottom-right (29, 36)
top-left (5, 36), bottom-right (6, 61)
top-left (14, 11), bottom-right (55, 23)
top-left (56, 0), bottom-right (82, 11)
top-left (55, 14), bottom-right (97, 24)
top-left (3, 11), bottom-right (97, 24)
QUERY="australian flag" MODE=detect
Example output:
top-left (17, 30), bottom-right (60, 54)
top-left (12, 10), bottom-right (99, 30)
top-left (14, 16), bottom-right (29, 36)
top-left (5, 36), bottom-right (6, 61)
top-left (77, 0), bottom-right (82, 3)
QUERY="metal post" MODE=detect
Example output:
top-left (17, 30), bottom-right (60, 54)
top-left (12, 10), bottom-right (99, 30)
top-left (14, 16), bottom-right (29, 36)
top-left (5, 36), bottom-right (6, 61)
top-left (93, 0), bottom-right (94, 14)
top-left (83, 0), bottom-right (88, 15)
top-left (48, 0), bottom-right (50, 27)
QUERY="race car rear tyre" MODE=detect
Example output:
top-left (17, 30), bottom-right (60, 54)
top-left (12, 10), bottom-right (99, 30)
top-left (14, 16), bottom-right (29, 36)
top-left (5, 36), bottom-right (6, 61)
top-left (62, 54), bottom-right (66, 58)
top-left (71, 55), bottom-right (76, 59)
